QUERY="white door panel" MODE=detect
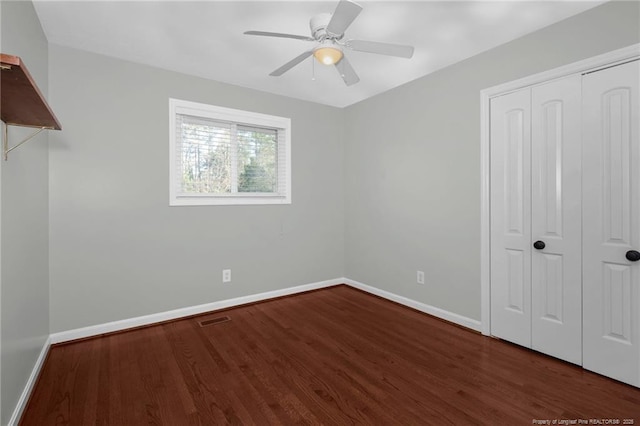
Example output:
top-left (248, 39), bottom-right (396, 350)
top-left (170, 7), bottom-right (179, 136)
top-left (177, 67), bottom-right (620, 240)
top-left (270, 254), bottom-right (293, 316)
top-left (490, 89), bottom-right (532, 347)
top-left (531, 75), bottom-right (583, 365)
top-left (583, 60), bottom-right (640, 386)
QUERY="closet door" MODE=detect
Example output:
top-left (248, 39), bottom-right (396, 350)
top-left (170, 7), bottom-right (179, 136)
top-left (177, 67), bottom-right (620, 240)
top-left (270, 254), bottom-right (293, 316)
top-left (583, 60), bottom-right (640, 387)
top-left (530, 75), bottom-right (582, 365)
top-left (490, 89), bottom-right (532, 347)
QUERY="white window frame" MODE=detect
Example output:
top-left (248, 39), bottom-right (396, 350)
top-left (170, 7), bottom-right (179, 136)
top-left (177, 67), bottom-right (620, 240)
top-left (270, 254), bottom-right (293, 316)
top-left (169, 98), bottom-right (291, 206)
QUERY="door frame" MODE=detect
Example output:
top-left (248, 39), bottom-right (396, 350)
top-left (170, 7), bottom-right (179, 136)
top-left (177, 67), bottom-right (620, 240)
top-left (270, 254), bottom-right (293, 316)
top-left (479, 43), bottom-right (640, 336)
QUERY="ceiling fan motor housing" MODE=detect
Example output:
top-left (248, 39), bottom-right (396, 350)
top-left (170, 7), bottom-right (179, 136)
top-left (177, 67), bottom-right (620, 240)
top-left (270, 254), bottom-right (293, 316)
top-left (310, 13), bottom-right (336, 40)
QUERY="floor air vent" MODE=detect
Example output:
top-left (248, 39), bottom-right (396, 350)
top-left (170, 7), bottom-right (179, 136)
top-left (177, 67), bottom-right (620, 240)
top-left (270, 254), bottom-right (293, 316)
top-left (198, 316), bottom-right (231, 327)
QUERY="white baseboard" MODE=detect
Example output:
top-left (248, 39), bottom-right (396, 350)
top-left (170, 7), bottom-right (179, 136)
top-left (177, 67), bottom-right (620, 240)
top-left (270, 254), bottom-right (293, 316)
top-left (50, 277), bottom-right (481, 345)
top-left (8, 336), bottom-right (51, 426)
top-left (343, 278), bottom-right (482, 332)
top-left (50, 278), bottom-right (344, 344)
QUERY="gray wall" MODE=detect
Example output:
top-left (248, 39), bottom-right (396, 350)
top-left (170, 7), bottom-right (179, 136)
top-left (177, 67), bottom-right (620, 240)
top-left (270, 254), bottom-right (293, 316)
top-left (343, 1), bottom-right (640, 321)
top-left (0, 1), bottom-right (51, 424)
top-left (48, 45), bottom-right (345, 332)
top-left (45, 0), bottom-right (640, 332)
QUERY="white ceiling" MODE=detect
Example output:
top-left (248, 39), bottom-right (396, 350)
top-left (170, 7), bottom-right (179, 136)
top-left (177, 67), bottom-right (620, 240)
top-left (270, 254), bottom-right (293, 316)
top-left (33, 1), bottom-right (605, 108)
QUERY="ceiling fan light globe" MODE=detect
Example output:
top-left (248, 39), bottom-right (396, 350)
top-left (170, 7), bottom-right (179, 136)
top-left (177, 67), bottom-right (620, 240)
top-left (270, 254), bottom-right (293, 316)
top-left (313, 46), bottom-right (343, 66)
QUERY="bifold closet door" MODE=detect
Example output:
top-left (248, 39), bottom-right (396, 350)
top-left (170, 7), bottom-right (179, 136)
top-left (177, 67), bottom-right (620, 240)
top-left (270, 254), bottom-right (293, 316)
top-left (583, 60), bottom-right (640, 387)
top-left (490, 75), bottom-right (582, 363)
top-left (490, 89), bottom-right (532, 348)
top-left (530, 75), bottom-right (582, 365)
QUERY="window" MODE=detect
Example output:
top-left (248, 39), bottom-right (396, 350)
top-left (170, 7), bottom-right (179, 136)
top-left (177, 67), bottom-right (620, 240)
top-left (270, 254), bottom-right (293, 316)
top-left (169, 99), bottom-right (291, 206)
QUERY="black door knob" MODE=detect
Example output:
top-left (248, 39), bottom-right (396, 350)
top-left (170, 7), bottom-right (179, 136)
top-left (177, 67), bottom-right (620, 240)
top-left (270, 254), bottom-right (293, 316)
top-left (533, 241), bottom-right (546, 250)
top-left (626, 250), bottom-right (640, 262)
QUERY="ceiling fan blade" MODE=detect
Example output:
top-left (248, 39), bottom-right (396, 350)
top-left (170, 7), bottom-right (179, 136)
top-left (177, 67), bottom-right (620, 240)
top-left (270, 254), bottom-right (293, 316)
top-left (326, 0), bottom-right (363, 36)
top-left (347, 40), bottom-right (414, 58)
top-left (335, 55), bottom-right (360, 86)
top-left (244, 31), bottom-right (314, 42)
top-left (270, 51), bottom-right (314, 76)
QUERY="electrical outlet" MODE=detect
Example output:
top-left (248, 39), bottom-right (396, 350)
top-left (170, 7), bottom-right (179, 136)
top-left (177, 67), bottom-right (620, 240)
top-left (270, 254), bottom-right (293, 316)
top-left (222, 269), bottom-right (231, 283)
top-left (417, 270), bottom-right (425, 285)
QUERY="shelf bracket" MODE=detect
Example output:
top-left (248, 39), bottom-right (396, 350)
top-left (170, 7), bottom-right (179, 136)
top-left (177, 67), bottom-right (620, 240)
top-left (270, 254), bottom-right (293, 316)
top-left (3, 124), bottom-right (48, 161)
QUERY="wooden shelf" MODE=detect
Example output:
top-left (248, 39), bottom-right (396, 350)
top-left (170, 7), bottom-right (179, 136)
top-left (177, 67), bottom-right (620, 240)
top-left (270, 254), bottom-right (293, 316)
top-left (1, 53), bottom-right (61, 130)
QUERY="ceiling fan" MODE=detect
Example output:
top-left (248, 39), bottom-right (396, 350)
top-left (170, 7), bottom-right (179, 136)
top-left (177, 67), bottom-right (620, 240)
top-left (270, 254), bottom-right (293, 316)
top-left (244, 0), bottom-right (414, 86)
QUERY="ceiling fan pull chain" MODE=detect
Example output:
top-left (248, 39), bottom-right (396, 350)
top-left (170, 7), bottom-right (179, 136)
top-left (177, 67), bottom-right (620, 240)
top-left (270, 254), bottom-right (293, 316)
top-left (312, 56), bottom-right (316, 81)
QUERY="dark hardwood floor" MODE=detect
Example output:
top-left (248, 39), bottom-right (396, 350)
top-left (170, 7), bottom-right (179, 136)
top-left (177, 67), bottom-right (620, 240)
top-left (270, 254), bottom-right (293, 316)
top-left (21, 285), bottom-right (640, 425)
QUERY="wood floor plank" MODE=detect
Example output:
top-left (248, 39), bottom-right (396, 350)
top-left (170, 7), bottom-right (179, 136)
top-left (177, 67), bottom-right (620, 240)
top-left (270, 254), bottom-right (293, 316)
top-left (20, 285), bottom-right (640, 425)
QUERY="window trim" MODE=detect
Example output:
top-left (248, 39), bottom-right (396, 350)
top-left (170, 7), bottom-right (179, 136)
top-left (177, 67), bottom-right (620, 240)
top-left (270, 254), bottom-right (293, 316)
top-left (169, 98), bottom-right (291, 206)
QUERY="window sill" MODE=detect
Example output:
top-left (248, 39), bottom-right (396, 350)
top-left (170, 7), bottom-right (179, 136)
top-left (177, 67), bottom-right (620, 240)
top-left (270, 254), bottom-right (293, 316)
top-left (170, 195), bottom-right (291, 206)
